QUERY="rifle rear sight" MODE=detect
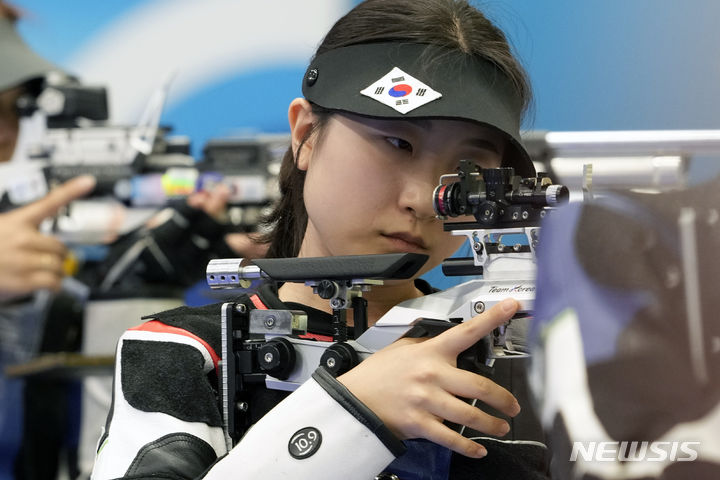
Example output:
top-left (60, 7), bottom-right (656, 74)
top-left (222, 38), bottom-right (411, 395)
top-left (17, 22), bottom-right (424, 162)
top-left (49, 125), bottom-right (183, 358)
top-left (433, 162), bottom-right (569, 229)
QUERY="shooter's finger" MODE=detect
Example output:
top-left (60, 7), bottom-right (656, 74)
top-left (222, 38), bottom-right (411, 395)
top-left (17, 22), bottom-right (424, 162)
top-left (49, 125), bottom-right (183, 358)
top-left (0, 269), bottom-right (63, 299)
top-left (11, 175), bottom-right (96, 226)
top-left (187, 183), bottom-right (230, 219)
top-left (418, 418), bottom-right (489, 459)
top-left (429, 298), bottom-right (519, 358)
top-left (0, 248), bottom-right (65, 276)
top-left (427, 390), bottom-right (511, 438)
top-left (203, 183), bottom-right (231, 215)
top-left (12, 229), bottom-right (67, 257)
top-left (29, 251), bottom-right (65, 276)
top-left (186, 191), bottom-right (208, 209)
top-left (436, 364), bottom-right (520, 418)
top-left (24, 269), bottom-right (64, 293)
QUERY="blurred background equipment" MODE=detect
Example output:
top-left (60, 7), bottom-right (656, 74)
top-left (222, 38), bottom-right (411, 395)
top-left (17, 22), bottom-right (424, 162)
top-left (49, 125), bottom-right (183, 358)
top-left (3, 72), bottom-right (284, 243)
top-left (1, 67), bottom-right (282, 480)
top-left (525, 130), bottom-right (720, 194)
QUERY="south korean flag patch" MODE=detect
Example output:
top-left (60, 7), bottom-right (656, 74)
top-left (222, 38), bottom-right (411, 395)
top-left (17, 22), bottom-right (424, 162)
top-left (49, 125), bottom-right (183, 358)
top-left (360, 67), bottom-right (442, 114)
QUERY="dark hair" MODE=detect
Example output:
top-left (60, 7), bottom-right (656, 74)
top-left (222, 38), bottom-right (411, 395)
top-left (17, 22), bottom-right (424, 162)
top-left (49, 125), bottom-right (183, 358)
top-left (258, 0), bottom-right (532, 258)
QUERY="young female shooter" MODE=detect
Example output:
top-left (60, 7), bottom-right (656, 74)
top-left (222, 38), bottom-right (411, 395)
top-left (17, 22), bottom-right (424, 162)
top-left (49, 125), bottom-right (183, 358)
top-left (92, 1), bottom-right (550, 478)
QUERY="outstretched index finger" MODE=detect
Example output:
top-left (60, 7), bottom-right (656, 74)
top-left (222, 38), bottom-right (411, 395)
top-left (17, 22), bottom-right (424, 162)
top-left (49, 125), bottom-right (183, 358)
top-left (431, 298), bottom-right (519, 357)
top-left (14, 175), bottom-right (96, 226)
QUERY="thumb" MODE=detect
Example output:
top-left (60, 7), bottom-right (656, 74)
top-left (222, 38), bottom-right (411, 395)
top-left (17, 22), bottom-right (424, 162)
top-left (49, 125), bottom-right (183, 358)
top-left (14, 175), bottom-right (96, 225)
top-left (431, 298), bottom-right (519, 357)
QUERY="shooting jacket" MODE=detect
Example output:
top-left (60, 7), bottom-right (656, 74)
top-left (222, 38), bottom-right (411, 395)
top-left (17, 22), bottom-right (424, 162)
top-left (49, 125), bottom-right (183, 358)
top-left (530, 183), bottom-right (720, 479)
top-left (91, 280), bottom-right (549, 480)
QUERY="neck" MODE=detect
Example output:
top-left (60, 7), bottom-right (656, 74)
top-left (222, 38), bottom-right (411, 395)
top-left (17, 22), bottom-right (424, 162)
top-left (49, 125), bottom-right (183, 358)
top-left (278, 279), bottom-right (424, 327)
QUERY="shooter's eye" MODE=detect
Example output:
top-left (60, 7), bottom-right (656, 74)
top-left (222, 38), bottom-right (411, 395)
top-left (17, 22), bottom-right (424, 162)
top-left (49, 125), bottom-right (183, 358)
top-left (386, 137), bottom-right (413, 153)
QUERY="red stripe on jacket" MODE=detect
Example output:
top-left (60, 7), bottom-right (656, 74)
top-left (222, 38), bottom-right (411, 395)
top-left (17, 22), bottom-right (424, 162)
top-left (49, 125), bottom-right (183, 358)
top-left (249, 294), bottom-right (267, 310)
top-left (129, 320), bottom-right (220, 371)
top-left (298, 333), bottom-right (334, 342)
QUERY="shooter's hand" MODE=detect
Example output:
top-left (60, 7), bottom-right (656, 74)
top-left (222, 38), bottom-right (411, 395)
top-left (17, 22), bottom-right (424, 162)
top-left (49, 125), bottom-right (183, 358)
top-left (338, 298), bottom-right (521, 459)
top-left (186, 183), bottom-right (231, 220)
top-left (0, 175), bottom-right (96, 302)
top-left (187, 184), bottom-right (270, 259)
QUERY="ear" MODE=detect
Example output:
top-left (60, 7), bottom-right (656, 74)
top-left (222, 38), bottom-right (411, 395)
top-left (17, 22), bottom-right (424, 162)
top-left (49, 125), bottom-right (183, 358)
top-left (288, 98), bottom-right (315, 171)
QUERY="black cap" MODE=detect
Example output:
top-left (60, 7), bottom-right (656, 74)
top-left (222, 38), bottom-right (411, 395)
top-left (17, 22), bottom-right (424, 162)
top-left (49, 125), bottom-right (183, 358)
top-left (302, 42), bottom-right (534, 177)
top-left (0, 17), bottom-right (64, 92)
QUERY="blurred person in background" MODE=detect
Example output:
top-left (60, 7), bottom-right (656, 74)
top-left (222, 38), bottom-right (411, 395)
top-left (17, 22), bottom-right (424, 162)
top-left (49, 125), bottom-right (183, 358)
top-left (0, 3), bottom-right (98, 479)
top-left (0, 2), bottom-right (97, 300)
top-left (1, 4), bottom-right (267, 478)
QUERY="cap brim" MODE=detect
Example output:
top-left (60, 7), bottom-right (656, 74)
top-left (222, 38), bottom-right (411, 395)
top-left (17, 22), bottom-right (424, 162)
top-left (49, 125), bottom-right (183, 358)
top-left (302, 42), bottom-right (534, 177)
top-left (0, 17), bottom-right (64, 92)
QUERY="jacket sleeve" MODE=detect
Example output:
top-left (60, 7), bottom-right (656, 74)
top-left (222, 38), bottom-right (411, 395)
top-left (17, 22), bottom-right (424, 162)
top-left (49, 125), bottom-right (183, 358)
top-left (204, 367), bottom-right (405, 480)
top-left (91, 321), bottom-right (228, 480)
top-left (91, 322), bottom-right (405, 480)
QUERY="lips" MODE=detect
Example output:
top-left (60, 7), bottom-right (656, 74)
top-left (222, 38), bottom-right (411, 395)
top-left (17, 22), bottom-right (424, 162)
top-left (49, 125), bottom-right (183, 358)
top-left (381, 232), bottom-right (428, 251)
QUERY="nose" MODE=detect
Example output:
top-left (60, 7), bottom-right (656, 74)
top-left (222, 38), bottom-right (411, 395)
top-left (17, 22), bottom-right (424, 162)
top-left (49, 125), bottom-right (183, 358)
top-left (397, 169), bottom-right (438, 221)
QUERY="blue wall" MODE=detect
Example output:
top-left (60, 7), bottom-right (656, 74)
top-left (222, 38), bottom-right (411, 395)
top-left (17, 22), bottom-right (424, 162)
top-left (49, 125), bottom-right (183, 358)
top-left (493, 0), bottom-right (720, 132)
top-left (15, 0), bottom-right (720, 153)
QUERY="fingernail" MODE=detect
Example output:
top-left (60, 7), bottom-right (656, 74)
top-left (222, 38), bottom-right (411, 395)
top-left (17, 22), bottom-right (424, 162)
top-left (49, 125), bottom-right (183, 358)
top-left (75, 175), bottom-right (97, 188)
top-left (475, 445), bottom-right (487, 458)
top-left (500, 298), bottom-right (517, 313)
top-left (511, 400), bottom-right (522, 416)
top-left (499, 421), bottom-right (510, 436)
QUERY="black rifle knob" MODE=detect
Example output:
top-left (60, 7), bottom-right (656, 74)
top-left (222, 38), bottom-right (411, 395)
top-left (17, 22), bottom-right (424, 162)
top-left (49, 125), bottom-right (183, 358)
top-left (316, 280), bottom-right (338, 300)
top-left (319, 342), bottom-right (359, 376)
top-left (257, 337), bottom-right (296, 380)
top-left (477, 200), bottom-right (501, 225)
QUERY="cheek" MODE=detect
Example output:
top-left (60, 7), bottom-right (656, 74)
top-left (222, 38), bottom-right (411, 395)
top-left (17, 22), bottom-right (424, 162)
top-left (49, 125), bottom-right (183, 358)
top-left (302, 149), bottom-right (388, 237)
top-left (308, 139), bottom-right (396, 209)
top-left (305, 156), bottom-right (373, 206)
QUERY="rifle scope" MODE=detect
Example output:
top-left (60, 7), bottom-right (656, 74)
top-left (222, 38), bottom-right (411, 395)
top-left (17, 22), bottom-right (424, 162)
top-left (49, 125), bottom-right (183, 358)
top-left (433, 164), bottom-right (569, 227)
